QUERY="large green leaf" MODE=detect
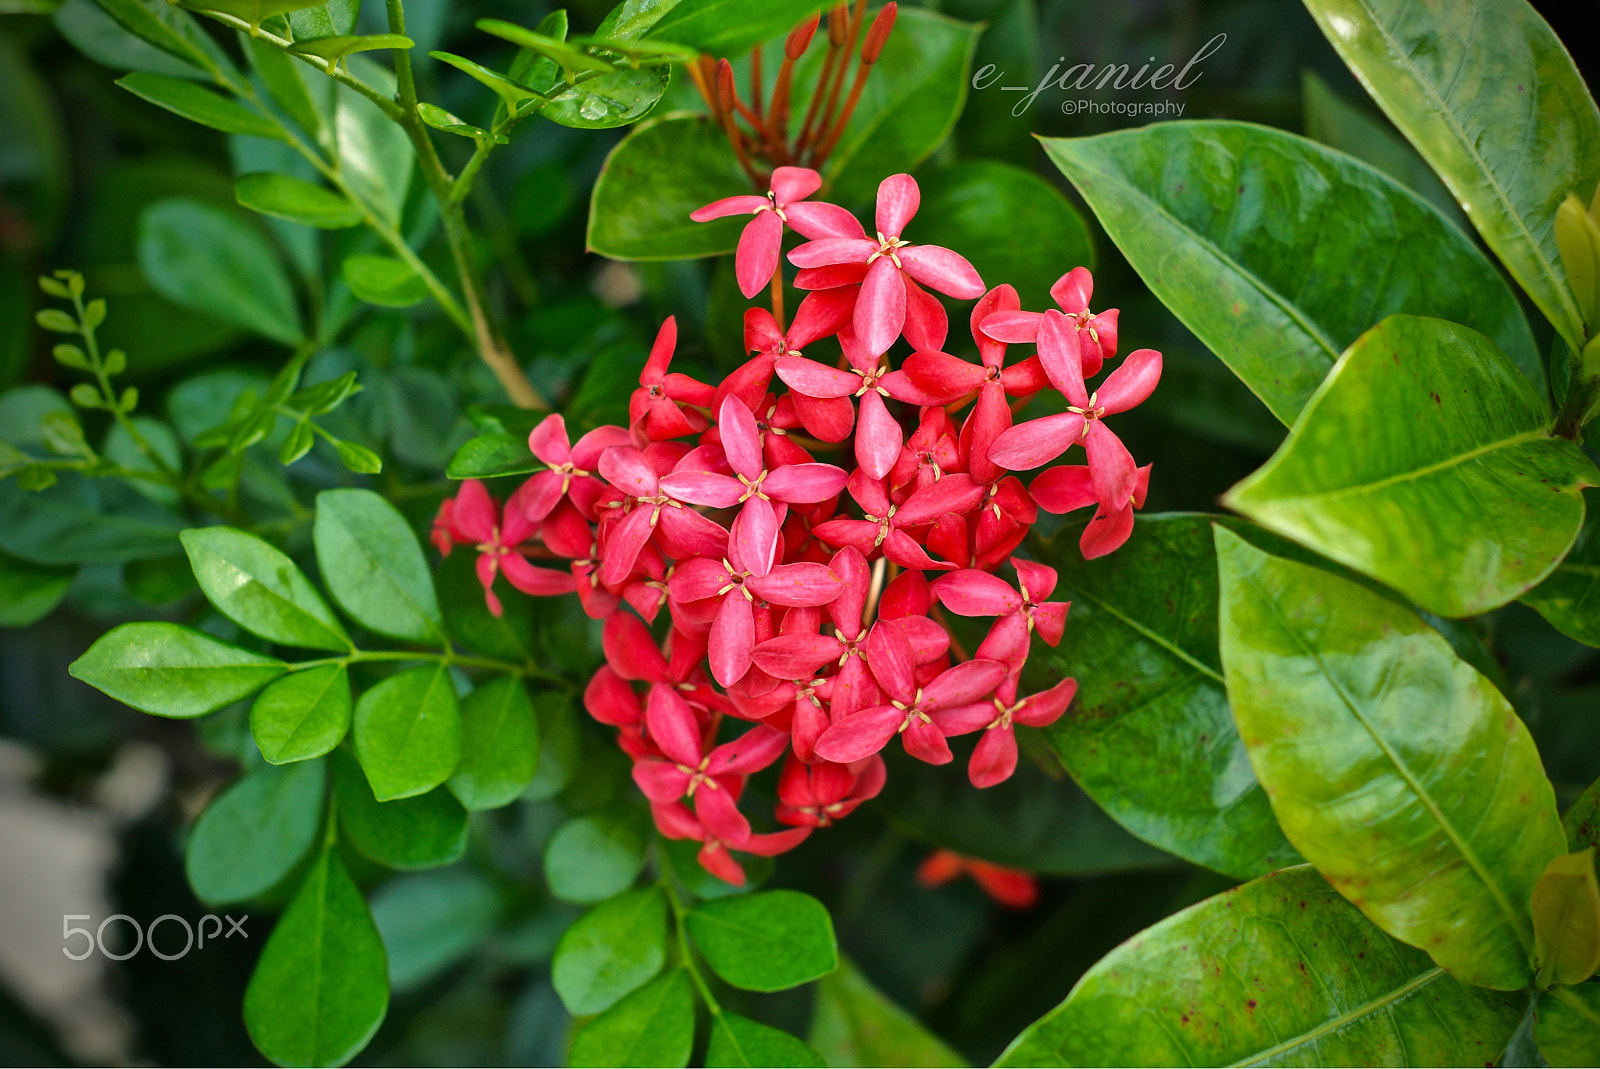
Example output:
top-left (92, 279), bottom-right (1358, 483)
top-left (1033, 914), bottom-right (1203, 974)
top-left (569, 969), bottom-right (695, 1069)
top-left (333, 749), bottom-right (468, 868)
top-left (708, 1014), bottom-right (825, 1068)
top-left (687, 890), bottom-right (837, 992)
top-left (1215, 528), bottom-right (1565, 989)
top-left (649, 0), bottom-right (827, 57)
top-left (70, 622), bottom-right (285, 718)
top-left (1041, 122), bottom-right (1543, 424)
top-left (806, 958), bottom-right (964, 1069)
top-left (235, 172), bottom-right (362, 229)
top-left (993, 865), bottom-right (1524, 1066)
top-left (138, 197), bottom-right (303, 346)
top-left (1303, 0), bottom-right (1600, 354)
top-left (252, 664), bottom-right (352, 763)
top-left (552, 886), bottom-right (668, 1015)
top-left (1225, 316), bottom-right (1598, 617)
top-left (181, 527), bottom-right (350, 651)
top-left (1036, 514), bottom-right (1300, 880)
top-left (313, 488), bottom-right (443, 644)
top-left (1523, 496), bottom-right (1600, 648)
top-left (117, 72), bottom-right (281, 138)
top-left (1538, 984), bottom-right (1600, 1068)
top-left (587, 112), bottom-right (749, 261)
top-left (185, 759), bottom-right (326, 904)
top-left (89, 0), bottom-right (237, 78)
top-left (332, 57), bottom-right (412, 223)
top-left (243, 847), bottom-right (388, 1068)
top-left (448, 675), bottom-right (539, 811)
top-left (351, 664), bottom-right (462, 802)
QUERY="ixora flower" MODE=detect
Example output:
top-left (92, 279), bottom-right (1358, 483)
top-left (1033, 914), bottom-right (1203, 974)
top-left (431, 180), bottom-right (1161, 885)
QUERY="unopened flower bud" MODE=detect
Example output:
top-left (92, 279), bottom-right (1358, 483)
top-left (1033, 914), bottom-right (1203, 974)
top-left (715, 57), bottom-right (736, 111)
top-left (861, 2), bottom-right (896, 63)
top-left (786, 12), bottom-right (821, 59)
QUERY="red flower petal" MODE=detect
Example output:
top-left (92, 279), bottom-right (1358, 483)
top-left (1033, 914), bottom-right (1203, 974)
top-left (814, 704), bottom-right (903, 763)
top-left (899, 245), bottom-right (984, 299)
top-left (691, 195), bottom-right (767, 221)
top-left (876, 173), bottom-right (920, 236)
top-left (736, 210), bottom-right (784, 299)
top-left (988, 412), bottom-right (1084, 471)
top-left (854, 257), bottom-right (906, 358)
top-left (1097, 347), bottom-right (1162, 414)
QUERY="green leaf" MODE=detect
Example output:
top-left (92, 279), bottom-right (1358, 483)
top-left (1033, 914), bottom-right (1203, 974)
top-left (70, 622), bottom-right (285, 718)
top-left (587, 112), bottom-right (749, 261)
top-left (341, 253), bottom-right (430, 308)
top-left (436, 551), bottom-right (535, 662)
top-left (138, 197), bottom-right (304, 346)
top-left (369, 870), bottom-right (500, 990)
top-left (1214, 527), bottom-right (1565, 989)
top-left (687, 889), bottom-right (837, 991)
top-left (1566, 777), bottom-right (1600, 854)
top-left (0, 474), bottom-right (185, 565)
top-left (235, 172), bottom-right (361, 229)
top-left (1036, 514), bottom-right (1300, 879)
top-left (89, 0), bottom-right (236, 76)
top-left (448, 675), bottom-right (539, 810)
top-left (569, 969), bottom-right (694, 1069)
top-left (993, 865), bottom-right (1524, 1067)
top-left (333, 749), bottom-right (468, 868)
top-left (1538, 984), bottom-right (1600, 1068)
top-left (181, 527), bottom-right (350, 651)
top-left (102, 417), bottom-right (181, 506)
top-left (332, 439), bottom-right (382, 474)
top-left (58, 0), bottom-right (204, 77)
top-left (287, 33), bottom-right (413, 69)
top-left (0, 552), bottom-right (74, 627)
top-left (351, 664), bottom-right (462, 802)
top-left (331, 58), bottom-right (412, 224)
top-left (909, 160), bottom-right (1094, 311)
top-left (1532, 849), bottom-right (1600, 987)
top-left (543, 807), bottom-right (649, 903)
top-left (185, 759), bottom-right (326, 904)
top-left (1224, 316), bottom-right (1598, 617)
top-left (252, 664), bottom-right (352, 764)
top-left (177, 0), bottom-right (320, 22)
top-left (313, 488), bottom-right (442, 644)
top-left (416, 102), bottom-right (505, 142)
top-left (116, 72), bottom-right (280, 138)
top-left (807, 958), bottom-right (964, 1069)
top-left (446, 433), bottom-right (540, 479)
top-left (476, 20), bottom-right (616, 74)
top-left (243, 847), bottom-right (388, 1069)
top-left (648, 0), bottom-right (827, 56)
top-left (552, 886), bottom-right (668, 1015)
top-left (1523, 497), bottom-right (1600, 648)
top-left (538, 66), bottom-right (669, 131)
top-left (1303, 0), bottom-right (1600, 354)
top-left (1041, 122), bottom-right (1544, 424)
top-left (429, 50), bottom-right (543, 112)
top-left (707, 1014), bottom-right (825, 1068)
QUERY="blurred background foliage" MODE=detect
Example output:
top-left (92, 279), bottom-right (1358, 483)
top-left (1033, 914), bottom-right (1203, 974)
top-left (0, 0), bottom-right (1594, 1064)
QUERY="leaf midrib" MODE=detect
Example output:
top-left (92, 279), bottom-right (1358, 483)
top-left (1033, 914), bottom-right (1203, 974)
top-left (1070, 583), bottom-right (1224, 684)
top-left (326, 507), bottom-right (442, 642)
top-left (1243, 428), bottom-right (1550, 503)
top-left (1227, 966), bottom-right (1445, 1066)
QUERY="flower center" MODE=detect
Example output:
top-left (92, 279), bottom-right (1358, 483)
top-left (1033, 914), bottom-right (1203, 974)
top-left (866, 231), bottom-right (909, 268)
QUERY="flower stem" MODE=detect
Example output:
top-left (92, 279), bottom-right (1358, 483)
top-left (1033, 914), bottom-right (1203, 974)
top-left (660, 865), bottom-right (726, 1020)
top-left (770, 270), bottom-right (787, 333)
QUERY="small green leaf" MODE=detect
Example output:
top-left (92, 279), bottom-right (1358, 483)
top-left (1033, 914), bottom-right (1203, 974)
top-left (185, 759), bottom-right (326, 905)
top-left (686, 890), bottom-right (837, 992)
top-left (351, 664), bottom-right (462, 802)
top-left (235, 172), bottom-right (362, 229)
top-left (243, 847), bottom-right (388, 1069)
top-left (333, 749), bottom-right (468, 868)
top-left (332, 439), bottom-right (382, 474)
top-left (708, 1013), bottom-right (825, 1068)
top-left (252, 664), bottom-right (352, 764)
top-left (181, 526), bottom-right (350, 651)
top-left (416, 102), bottom-right (505, 143)
top-left (1533, 849), bottom-right (1600, 987)
top-left (569, 969), bottom-right (694, 1069)
top-left (476, 20), bottom-right (615, 74)
top-left (448, 675), bottom-right (539, 811)
top-left (116, 71), bottom-right (282, 138)
top-left (313, 488), bottom-right (441, 644)
top-left (286, 32), bottom-right (413, 70)
top-left (446, 433), bottom-right (540, 479)
top-left (1215, 527), bottom-right (1565, 989)
top-left (1224, 316), bottom-right (1598, 617)
top-left (1538, 984), bottom-right (1600, 1068)
top-left (341, 253), bottom-right (430, 308)
top-left (552, 886), bottom-right (668, 1015)
top-left (428, 50), bottom-right (542, 112)
top-left (69, 622), bottom-right (285, 718)
top-left (0, 552), bottom-right (75, 627)
top-left (279, 420), bottom-right (314, 465)
top-left (807, 958), bottom-right (964, 1069)
top-left (35, 308), bottom-right (78, 333)
top-left (543, 808), bottom-right (649, 903)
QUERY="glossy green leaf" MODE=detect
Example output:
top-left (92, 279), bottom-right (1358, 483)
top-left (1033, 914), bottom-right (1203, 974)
top-left (177, 0), bottom-right (319, 24)
top-left (286, 33), bottom-right (413, 69)
top-left (477, 20), bottom-right (615, 74)
top-left (70, 622), bottom-right (285, 718)
top-left (243, 847), bottom-right (388, 1069)
top-left (0, 552), bottom-right (74, 627)
top-left (910, 160), bottom-right (1093, 311)
top-left (1036, 514), bottom-right (1299, 880)
top-left (1532, 849), bottom-right (1600, 987)
top-left (648, 0), bottom-right (827, 56)
top-left (1523, 497), bottom-right (1600, 648)
top-left (416, 102), bottom-right (504, 142)
top-left (369, 870), bottom-right (500, 990)
top-left (687, 890), bottom-right (837, 992)
top-left (252, 664), bottom-right (351, 764)
top-left (117, 72), bottom-right (280, 138)
top-left (552, 886), bottom-right (668, 1015)
top-left (538, 66), bottom-right (669, 131)
top-left (994, 865), bottom-right (1524, 1067)
top-left (138, 197), bottom-right (303, 346)
top-left (807, 958), bottom-right (964, 1069)
top-left (448, 675), bottom-right (539, 810)
top-left (1041, 122), bottom-right (1543, 423)
top-left (341, 253), bottom-right (429, 308)
top-left (333, 750), bottom-right (468, 869)
top-left (569, 969), bottom-right (694, 1069)
top-left (1215, 528), bottom-right (1565, 989)
top-left (430, 50), bottom-right (543, 111)
top-left (1225, 316), bottom-right (1598, 617)
top-left (181, 527), bottom-right (350, 651)
top-left (235, 172), bottom-right (361, 229)
top-left (587, 112), bottom-right (749, 261)
top-left (446, 433), bottom-right (541, 479)
top-left (1538, 984), bottom-right (1600, 1068)
top-left (543, 807), bottom-right (649, 903)
top-left (707, 1014), bottom-right (825, 1068)
top-left (1304, 0), bottom-right (1600, 354)
top-left (185, 759), bottom-right (326, 904)
top-left (313, 488), bottom-right (443, 644)
top-left (351, 665), bottom-right (462, 802)
top-left (88, 0), bottom-right (233, 74)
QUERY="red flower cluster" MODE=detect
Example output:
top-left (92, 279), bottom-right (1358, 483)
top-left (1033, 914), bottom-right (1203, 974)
top-left (433, 170), bottom-right (1161, 884)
